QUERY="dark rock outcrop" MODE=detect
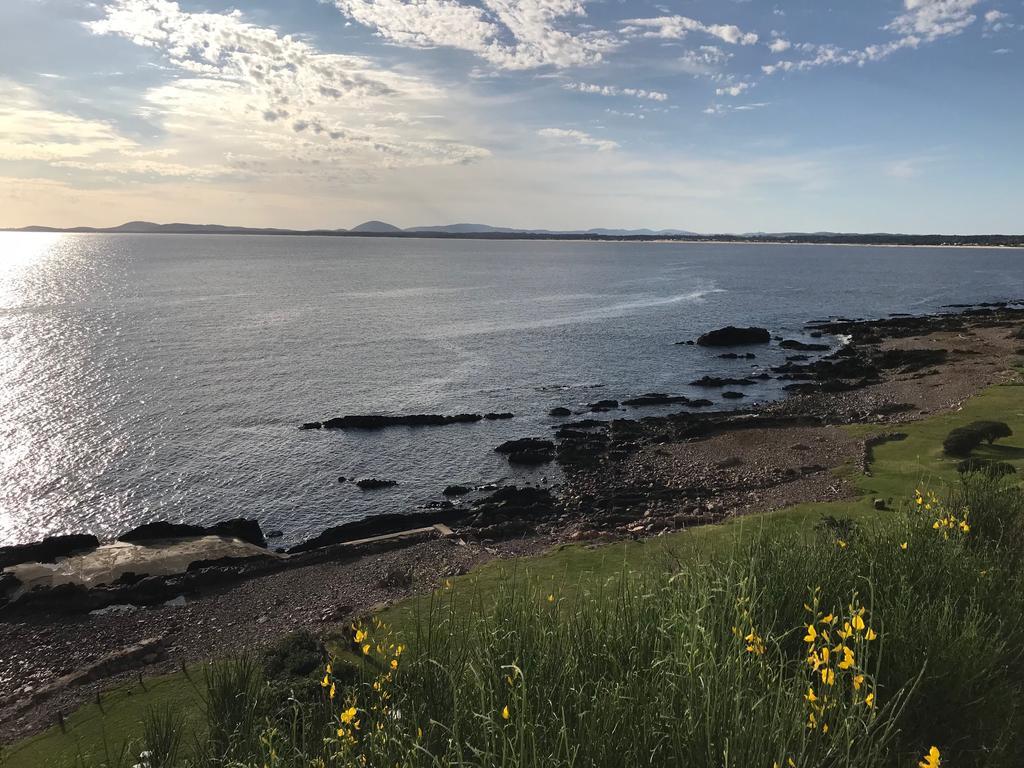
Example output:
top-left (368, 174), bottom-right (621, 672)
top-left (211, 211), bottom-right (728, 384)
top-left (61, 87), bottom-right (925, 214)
top-left (495, 438), bottom-right (556, 465)
top-left (588, 399), bottom-right (620, 412)
top-left (549, 407), bottom-right (572, 417)
top-left (622, 393), bottom-right (691, 407)
top-left (722, 391), bottom-right (746, 399)
top-left (0, 534), bottom-right (99, 569)
top-left (484, 412), bottom-right (514, 420)
top-left (356, 478), bottom-right (398, 490)
top-left (689, 376), bottom-right (756, 387)
top-left (118, 519), bottom-right (267, 548)
top-left (779, 339), bottom-right (830, 351)
top-left (694, 326), bottom-right (770, 347)
top-left (443, 485), bottom-right (473, 497)
top-left (306, 413), bottom-right (486, 430)
top-left (718, 352), bottom-right (756, 359)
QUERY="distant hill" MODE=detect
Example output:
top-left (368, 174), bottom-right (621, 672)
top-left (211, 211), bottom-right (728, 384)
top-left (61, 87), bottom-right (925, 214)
top-left (405, 223), bottom-right (698, 236)
top-left (351, 220), bottom-right (402, 233)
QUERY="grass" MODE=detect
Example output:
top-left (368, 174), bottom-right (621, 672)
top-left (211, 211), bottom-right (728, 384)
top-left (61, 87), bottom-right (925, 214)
top-left (5, 375), bottom-right (1024, 767)
top-left (0, 668), bottom-right (204, 768)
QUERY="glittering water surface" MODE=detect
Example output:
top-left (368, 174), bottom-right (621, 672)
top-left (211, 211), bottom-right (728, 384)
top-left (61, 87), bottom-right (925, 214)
top-left (1, 234), bottom-right (1021, 546)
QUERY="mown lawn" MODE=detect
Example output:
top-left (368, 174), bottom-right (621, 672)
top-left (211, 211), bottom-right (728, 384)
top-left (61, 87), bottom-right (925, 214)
top-left (4, 374), bottom-right (1023, 767)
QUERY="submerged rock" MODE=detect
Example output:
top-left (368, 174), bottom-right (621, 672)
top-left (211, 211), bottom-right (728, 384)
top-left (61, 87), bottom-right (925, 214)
top-left (694, 326), bottom-right (771, 347)
top-left (588, 399), bottom-right (620, 412)
top-left (548, 407), bottom-right (572, 417)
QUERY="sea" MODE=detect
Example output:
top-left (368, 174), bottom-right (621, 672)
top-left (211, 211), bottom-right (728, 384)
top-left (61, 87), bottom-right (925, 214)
top-left (1, 233), bottom-right (1021, 547)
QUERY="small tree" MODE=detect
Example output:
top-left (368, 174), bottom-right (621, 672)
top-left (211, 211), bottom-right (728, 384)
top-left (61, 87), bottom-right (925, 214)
top-left (966, 420), bottom-right (1013, 444)
top-left (944, 427), bottom-right (983, 457)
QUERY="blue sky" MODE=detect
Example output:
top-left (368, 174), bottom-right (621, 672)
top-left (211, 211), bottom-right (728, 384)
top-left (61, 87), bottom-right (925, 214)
top-left (0, 0), bottom-right (1021, 232)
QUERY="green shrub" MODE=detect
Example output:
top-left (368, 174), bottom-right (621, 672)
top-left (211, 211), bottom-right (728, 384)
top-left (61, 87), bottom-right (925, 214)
top-left (956, 457), bottom-right (1017, 477)
top-left (260, 630), bottom-right (324, 681)
top-left (943, 427), bottom-right (983, 457)
top-left (967, 420), bottom-right (1013, 444)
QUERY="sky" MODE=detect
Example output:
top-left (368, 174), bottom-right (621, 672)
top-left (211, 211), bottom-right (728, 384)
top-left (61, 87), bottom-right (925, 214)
top-left (0, 0), bottom-right (1021, 233)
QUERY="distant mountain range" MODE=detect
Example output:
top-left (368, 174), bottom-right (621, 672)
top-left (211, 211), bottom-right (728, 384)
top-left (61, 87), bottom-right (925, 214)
top-left (13, 219), bottom-right (698, 237)
top-left (6, 220), bottom-right (1021, 247)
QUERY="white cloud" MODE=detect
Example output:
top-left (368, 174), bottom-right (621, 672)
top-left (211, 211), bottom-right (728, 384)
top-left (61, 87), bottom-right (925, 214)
top-left (537, 127), bottom-right (618, 151)
top-left (621, 15), bottom-right (759, 45)
top-left (715, 81), bottom-right (753, 96)
top-left (564, 81), bottom-right (668, 101)
top-left (83, 0), bottom-right (489, 174)
top-left (331, 0), bottom-right (619, 69)
top-left (887, 0), bottom-right (981, 41)
top-left (763, 0), bottom-right (987, 76)
top-left (768, 38), bottom-right (791, 53)
top-left (676, 45), bottom-right (732, 76)
top-left (0, 80), bottom-right (136, 162)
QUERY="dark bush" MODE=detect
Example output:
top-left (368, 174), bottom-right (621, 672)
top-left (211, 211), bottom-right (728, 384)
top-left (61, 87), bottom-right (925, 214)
top-left (966, 420), bottom-right (1013, 444)
top-left (944, 427), bottom-right (984, 457)
top-left (956, 458), bottom-right (1017, 477)
top-left (261, 630), bottom-right (325, 680)
top-left (944, 421), bottom-right (1013, 457)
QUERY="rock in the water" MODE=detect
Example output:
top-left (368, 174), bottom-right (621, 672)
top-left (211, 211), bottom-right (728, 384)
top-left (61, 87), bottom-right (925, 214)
top-left (317, 413), bottom-right (484, 429)
top-left (694, 326), bottom-right (771, 347)
top-left (0, 534), bottom-right (100, 569)
top-left (495, 438), bottom-right (555, 465)
top-left (780, 339), bottom-right (830, 351)
top-left (356, 478), bottom-right (398, 490)
top-left (118, 519), bottom-right (267, 548)
top-left (689, 376), bottom-right (756, 387)
top-left (588, 399), bottom-right (620, 412)
top-left (622, 393), bottom-right (691, 407)
top-left (718, 352), bottom-right (756, 359)
top-left (548, 407), bottom-right (572, 417)
top-left (722, 391), bottom-right (746, 399)
top-left (484, 412), bottom-right (514, 420)
top-left (443, 485), bottom-right (473, 497)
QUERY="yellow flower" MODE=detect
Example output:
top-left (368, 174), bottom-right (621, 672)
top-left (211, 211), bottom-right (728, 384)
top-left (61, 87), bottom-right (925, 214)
top-left (321, 674), bottom-right (330, 689)
top-left (804, 686), bottom-right (818, 703)
top-left (390, 659), bottom-right (399, 670)
top-left (822, 722), bottom-right (829, 734)
top-left (836, 539), bottom-right (848, 549)
top-left (918, 746), bottom-right (940, 768)
top-left (804, 624), bottom-right (818, 644)
top-left (865, 628), bottom-right (877, 641)
top-left (820, 667), bottom-right (835, 686)
top-left (853, 674), bottom-right (865, 691)
top-left (362, 644), bottom-right (370, 656)
top-left (821, 613), bottom-right (835, 625)
top-left (838, 646), bottom-right (855, 670)
top-left (396, 644), bottom-right (405, 656)
top-left (329, 682), bottom-right (336, 700)
top-left (354, 629), bottom-right (367, 644)
top-left (900, 542), bottom-right (909, 551)
top-left (865, 692), bottom-right (875, 708)
top-left (501, 705), bottom-right (510, 720)
top-left (547, 594), bottom-right (555, 603)
top-left (852, 614), bottom-right (866, 632)
top-left (326, 663), bottom-right (333, 675)
top-left (417, 726), bottom-right (423, 740)
top-left (341, 706), bottom-right (358, 725)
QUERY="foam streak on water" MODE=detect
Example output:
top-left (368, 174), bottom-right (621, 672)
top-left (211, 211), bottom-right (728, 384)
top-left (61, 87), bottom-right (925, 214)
top-left (0, 234), bottom-right (1020, 546)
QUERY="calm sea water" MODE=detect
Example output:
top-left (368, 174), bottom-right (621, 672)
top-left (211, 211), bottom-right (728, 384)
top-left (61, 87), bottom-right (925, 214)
top-left (1, 233), bottom-right (1021, 547)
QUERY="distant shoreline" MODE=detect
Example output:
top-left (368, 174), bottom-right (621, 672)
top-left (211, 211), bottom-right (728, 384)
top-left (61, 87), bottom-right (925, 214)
top-left (4, 226), bottom-right (1023, 249)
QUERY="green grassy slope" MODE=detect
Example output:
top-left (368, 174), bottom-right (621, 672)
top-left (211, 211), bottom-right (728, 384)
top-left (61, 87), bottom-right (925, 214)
top-left (5, 374), bottom-right (1023, 766)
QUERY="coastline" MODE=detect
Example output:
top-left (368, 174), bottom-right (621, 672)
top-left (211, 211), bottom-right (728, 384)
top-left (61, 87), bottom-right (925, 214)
top-left (2, 302), bottom-right (1024, 744)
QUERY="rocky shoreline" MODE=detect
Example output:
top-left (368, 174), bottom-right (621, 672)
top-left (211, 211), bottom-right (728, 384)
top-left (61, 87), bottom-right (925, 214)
top-left (2, 302), bottom-right (1023, 743)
